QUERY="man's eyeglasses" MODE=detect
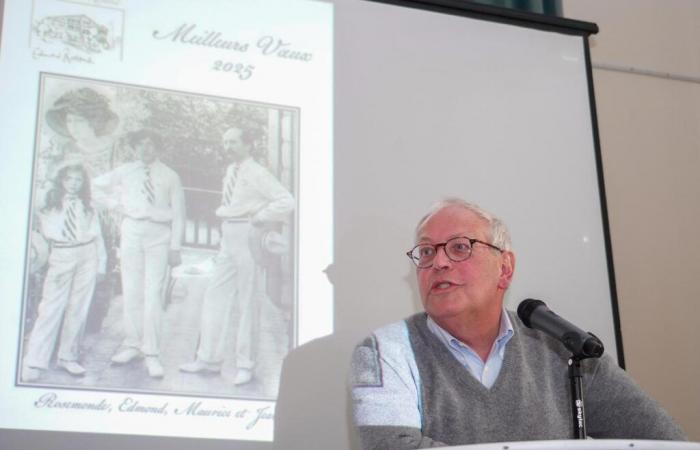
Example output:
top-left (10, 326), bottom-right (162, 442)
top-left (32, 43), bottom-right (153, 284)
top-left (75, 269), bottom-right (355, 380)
top-left (406, 236), bottom-right (503, 268)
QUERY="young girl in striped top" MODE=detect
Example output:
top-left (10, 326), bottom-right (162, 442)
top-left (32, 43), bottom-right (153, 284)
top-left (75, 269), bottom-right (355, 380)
top-left (22, 162), bottom-right (105, 382)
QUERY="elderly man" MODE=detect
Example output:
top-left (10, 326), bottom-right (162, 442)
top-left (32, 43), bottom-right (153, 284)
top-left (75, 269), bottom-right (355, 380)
top-left (349, 199), bottom-right (685, 449)
top-left (180, 126), bottom-right (294, 385)
top-left (92, 129), bottom-right (185, 378)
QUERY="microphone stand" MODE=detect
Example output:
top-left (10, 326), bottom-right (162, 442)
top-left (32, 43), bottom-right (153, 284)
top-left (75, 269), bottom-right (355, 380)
top-left (567, 337), bottom-right (603, 440)
top-left (568, 356), bottom-right (587, 439)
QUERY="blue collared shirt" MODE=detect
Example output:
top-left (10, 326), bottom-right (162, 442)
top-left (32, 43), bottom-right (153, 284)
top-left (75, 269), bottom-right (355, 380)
top-left (427, 310), bottom-right (514, 389)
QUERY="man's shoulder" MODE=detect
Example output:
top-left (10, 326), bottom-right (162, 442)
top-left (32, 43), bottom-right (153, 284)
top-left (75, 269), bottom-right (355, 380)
top-left (240, 158), bottom-right (274, 177)
top-left (351, 316), bottom-right (422, 388)
top-left (354, 314), bottom-right (427, 363)
top-left (506, 308), bottom-right (548, 341)
top-left (154, 160), bottom-right (181, 180)
top-left (505, 309), bottom-right (589, 363)
top-left (365, 313), bottom-right (426, 345)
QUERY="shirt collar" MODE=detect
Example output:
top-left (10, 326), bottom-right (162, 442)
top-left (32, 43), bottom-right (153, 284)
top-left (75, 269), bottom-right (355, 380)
top-left (140, 160), bottom-right (159, 170)
top-left (496, 309), bottom-right (515, 347)
top-left (427, 308), bottom-right (514, 355)
top-left (233, 156), bottom-right (253, 168)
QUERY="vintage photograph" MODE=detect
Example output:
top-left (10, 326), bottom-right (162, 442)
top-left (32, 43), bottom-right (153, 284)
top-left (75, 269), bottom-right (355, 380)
top-left (18, 73), bottom-right (298, 400)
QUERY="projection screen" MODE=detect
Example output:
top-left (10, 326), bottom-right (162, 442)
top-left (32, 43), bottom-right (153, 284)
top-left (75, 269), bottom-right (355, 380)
top-left (0, 0), bottom-right (617, 449)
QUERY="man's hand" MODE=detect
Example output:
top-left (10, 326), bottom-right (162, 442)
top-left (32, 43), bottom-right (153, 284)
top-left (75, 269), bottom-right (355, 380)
top-left (251, 214), bottom-right (266, 227)
top-left (168, 250), bottom-right (182, 267)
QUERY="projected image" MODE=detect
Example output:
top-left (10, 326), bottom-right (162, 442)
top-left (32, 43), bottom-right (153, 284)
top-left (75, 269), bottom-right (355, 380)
top-left (19, 73), bottom-right (298, 401)
top-left (31, 0), bottom-right (125, 64)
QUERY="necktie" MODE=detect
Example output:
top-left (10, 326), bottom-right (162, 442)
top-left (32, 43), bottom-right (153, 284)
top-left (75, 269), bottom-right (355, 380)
top-left (223, 164), bottom-right (239, 206)
top-left (143, 166), bottom-right (155, 204)
top-left (62, 198), bottom-right (79, 241)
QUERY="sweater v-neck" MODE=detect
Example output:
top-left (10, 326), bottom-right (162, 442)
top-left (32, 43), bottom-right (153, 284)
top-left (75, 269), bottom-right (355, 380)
top-left (408, 313), bottom-right (516, 395)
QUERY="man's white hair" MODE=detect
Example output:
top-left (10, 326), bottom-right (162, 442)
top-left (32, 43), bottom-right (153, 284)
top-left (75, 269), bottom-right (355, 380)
top-left (415, 198), bottom-right (512, 251)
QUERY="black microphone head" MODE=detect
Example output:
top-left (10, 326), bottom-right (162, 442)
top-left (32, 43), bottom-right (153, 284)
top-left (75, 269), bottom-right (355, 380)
top-left (517, 298), bottom-right (546, 328)
top-left (583, 333), bottom-right (605, 358)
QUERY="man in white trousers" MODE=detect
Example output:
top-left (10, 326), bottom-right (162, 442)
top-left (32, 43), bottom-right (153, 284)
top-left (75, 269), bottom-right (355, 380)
top-left (180, 126), bottom-right (293, 385)
top-left (93, 129), bottom-right (185, 378)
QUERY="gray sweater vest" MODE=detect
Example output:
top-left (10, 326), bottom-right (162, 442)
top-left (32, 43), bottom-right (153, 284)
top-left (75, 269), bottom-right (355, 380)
top-left (404, 312), bottom-right (685, 445)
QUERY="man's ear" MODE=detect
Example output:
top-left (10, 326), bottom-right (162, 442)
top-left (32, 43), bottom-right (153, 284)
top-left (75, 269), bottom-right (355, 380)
top-left (497, 251), bottom-right (515, 290)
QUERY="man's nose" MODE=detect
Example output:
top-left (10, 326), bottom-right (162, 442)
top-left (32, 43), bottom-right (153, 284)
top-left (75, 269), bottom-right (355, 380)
top-left (432, 245), bottom-right (452, 269)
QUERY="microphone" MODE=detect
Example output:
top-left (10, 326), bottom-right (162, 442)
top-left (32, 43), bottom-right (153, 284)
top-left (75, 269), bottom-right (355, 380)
top-left (517, 299), bottom-right (604, 359)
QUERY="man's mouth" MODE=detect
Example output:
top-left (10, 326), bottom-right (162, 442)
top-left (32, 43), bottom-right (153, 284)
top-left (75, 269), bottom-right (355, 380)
top-left (431, 281), bottom-right (457, 292)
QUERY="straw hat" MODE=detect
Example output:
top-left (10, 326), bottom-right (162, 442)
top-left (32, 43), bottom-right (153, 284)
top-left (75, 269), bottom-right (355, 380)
top-left (262, 230), bottom-right (289, 255)
top-left (249, 226), bottom-right (290, 263)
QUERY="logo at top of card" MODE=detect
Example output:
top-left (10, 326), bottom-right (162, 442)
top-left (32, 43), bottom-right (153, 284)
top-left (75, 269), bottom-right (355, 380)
top-left (31, 0), bottom-right (124, 64)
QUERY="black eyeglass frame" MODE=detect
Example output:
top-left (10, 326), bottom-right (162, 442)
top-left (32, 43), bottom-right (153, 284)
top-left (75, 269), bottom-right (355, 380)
top-left (406, 236), bottom-right (503, 268)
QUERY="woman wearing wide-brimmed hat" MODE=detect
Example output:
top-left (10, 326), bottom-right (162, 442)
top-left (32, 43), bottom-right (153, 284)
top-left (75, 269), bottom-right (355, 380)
top-left (44, 87), bottom-right (120, 177)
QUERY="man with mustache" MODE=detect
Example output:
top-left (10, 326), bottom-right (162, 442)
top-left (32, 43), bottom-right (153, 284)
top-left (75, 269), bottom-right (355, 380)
top-left (179, 126), bottom-right (293, 386)
top-left (349, 199), bottom-right (685, 449)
